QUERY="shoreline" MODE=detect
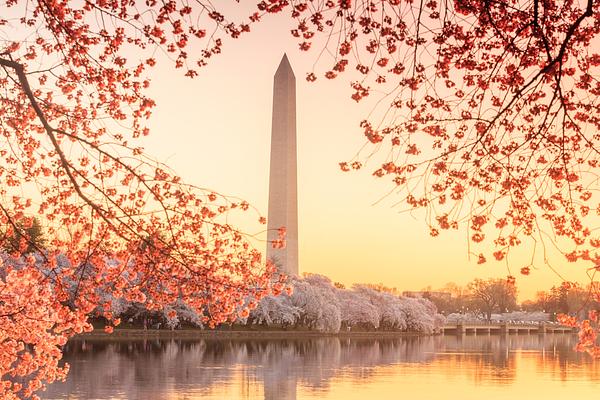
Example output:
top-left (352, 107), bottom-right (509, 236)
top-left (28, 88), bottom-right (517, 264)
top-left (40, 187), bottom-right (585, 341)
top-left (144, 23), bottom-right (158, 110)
top-left (75, 328), bottom-right (429, 340)
top-left (75, 328), bottom-right (575, 340)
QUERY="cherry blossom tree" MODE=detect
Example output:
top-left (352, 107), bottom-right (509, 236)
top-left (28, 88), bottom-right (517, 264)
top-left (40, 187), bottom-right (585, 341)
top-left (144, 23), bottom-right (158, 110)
top-left (399, 298), bottom-right (435, 333)
top-left (161, 300), bottom-right (204, 329)
top-left (0, 258), bottom-right (86, 399)
top-left (288, 276), bottom-right (342, 332)
top-left (337, 288), bottom-right (380, 329)
top-left (286, 0), bottom-right (600, 272)
top-left (247, 275), bottom-right (444, 333)
top-left (270, 0), bottom-right (600, 352)
top-left (353, 285), bottom-right (408, 330)
top-left (249, 291), bottom-right (301, 326)
top-left (0, 1), bottom-right (292, 397)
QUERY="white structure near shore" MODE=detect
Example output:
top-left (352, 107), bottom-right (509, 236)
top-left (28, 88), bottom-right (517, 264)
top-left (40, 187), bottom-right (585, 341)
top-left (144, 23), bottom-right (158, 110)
top-left (266, 54), bottom-right (299, 276)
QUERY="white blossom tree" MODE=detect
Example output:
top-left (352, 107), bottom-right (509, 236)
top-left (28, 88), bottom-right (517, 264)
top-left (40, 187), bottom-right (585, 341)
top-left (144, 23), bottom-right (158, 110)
top-left (246, 274), bottom-right (445, 334)
top-left (337, 289), bottom-right (380, 330)
top-left (250, 293), bottom-right (301, 327)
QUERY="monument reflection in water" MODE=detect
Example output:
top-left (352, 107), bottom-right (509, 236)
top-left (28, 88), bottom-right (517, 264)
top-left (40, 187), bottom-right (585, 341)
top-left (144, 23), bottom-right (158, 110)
top-left (43, 334), bottom-right (599, 400)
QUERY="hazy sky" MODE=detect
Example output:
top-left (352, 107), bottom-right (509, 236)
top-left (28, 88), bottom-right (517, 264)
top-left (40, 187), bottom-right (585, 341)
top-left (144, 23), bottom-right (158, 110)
top-left (139, 9), bottom-right (592, 300)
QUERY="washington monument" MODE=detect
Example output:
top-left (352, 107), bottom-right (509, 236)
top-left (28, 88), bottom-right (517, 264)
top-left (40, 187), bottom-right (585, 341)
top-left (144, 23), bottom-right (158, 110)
top-left (266, 54), bottom-right (299, 276)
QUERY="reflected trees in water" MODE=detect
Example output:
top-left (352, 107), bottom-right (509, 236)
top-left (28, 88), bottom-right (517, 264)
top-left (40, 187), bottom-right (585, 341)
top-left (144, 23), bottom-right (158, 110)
top-left (42, 334), bottom-right (598, 400)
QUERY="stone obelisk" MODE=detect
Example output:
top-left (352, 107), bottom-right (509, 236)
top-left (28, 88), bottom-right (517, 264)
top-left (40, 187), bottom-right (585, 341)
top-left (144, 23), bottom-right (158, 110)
top-left (266, 54), bottom-right (299, 276)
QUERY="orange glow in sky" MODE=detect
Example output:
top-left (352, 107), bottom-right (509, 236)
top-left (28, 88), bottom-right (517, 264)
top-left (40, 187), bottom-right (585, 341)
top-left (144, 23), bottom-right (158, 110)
top-left (140, 10), bottom-right (593, 300)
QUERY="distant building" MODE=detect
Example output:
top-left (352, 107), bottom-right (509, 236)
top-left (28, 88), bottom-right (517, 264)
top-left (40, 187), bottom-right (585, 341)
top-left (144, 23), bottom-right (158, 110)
top-left (402, 291), bottom-right (452, 301)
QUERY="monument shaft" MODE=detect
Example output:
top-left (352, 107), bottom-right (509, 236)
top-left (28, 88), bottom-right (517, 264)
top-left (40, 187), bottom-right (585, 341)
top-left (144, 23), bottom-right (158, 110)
top-left (267, 55), bottom-right (298, 276)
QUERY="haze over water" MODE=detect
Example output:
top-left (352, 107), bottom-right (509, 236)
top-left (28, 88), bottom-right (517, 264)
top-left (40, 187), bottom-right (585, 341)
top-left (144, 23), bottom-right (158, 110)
top-left (43, 334), bottom-right (598, 400)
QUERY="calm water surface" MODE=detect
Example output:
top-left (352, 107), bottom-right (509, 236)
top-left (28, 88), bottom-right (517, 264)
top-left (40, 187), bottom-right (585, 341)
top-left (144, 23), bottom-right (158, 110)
top-left (42, 334), bottom-right (598, 400)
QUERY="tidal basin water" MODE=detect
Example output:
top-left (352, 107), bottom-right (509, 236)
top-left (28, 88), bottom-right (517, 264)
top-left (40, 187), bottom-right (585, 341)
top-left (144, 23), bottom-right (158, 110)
top-left (43, 334), bottom-right (598, 400)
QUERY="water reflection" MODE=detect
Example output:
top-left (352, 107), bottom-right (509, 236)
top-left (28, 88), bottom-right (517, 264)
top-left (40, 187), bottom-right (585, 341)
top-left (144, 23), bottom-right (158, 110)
top-left (43, 334), bottom-right (598, 400)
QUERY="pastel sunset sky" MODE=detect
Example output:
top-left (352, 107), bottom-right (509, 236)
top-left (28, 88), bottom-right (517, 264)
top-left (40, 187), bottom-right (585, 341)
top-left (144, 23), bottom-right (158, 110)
top-left (139, 6), bottom-right (593, 300)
